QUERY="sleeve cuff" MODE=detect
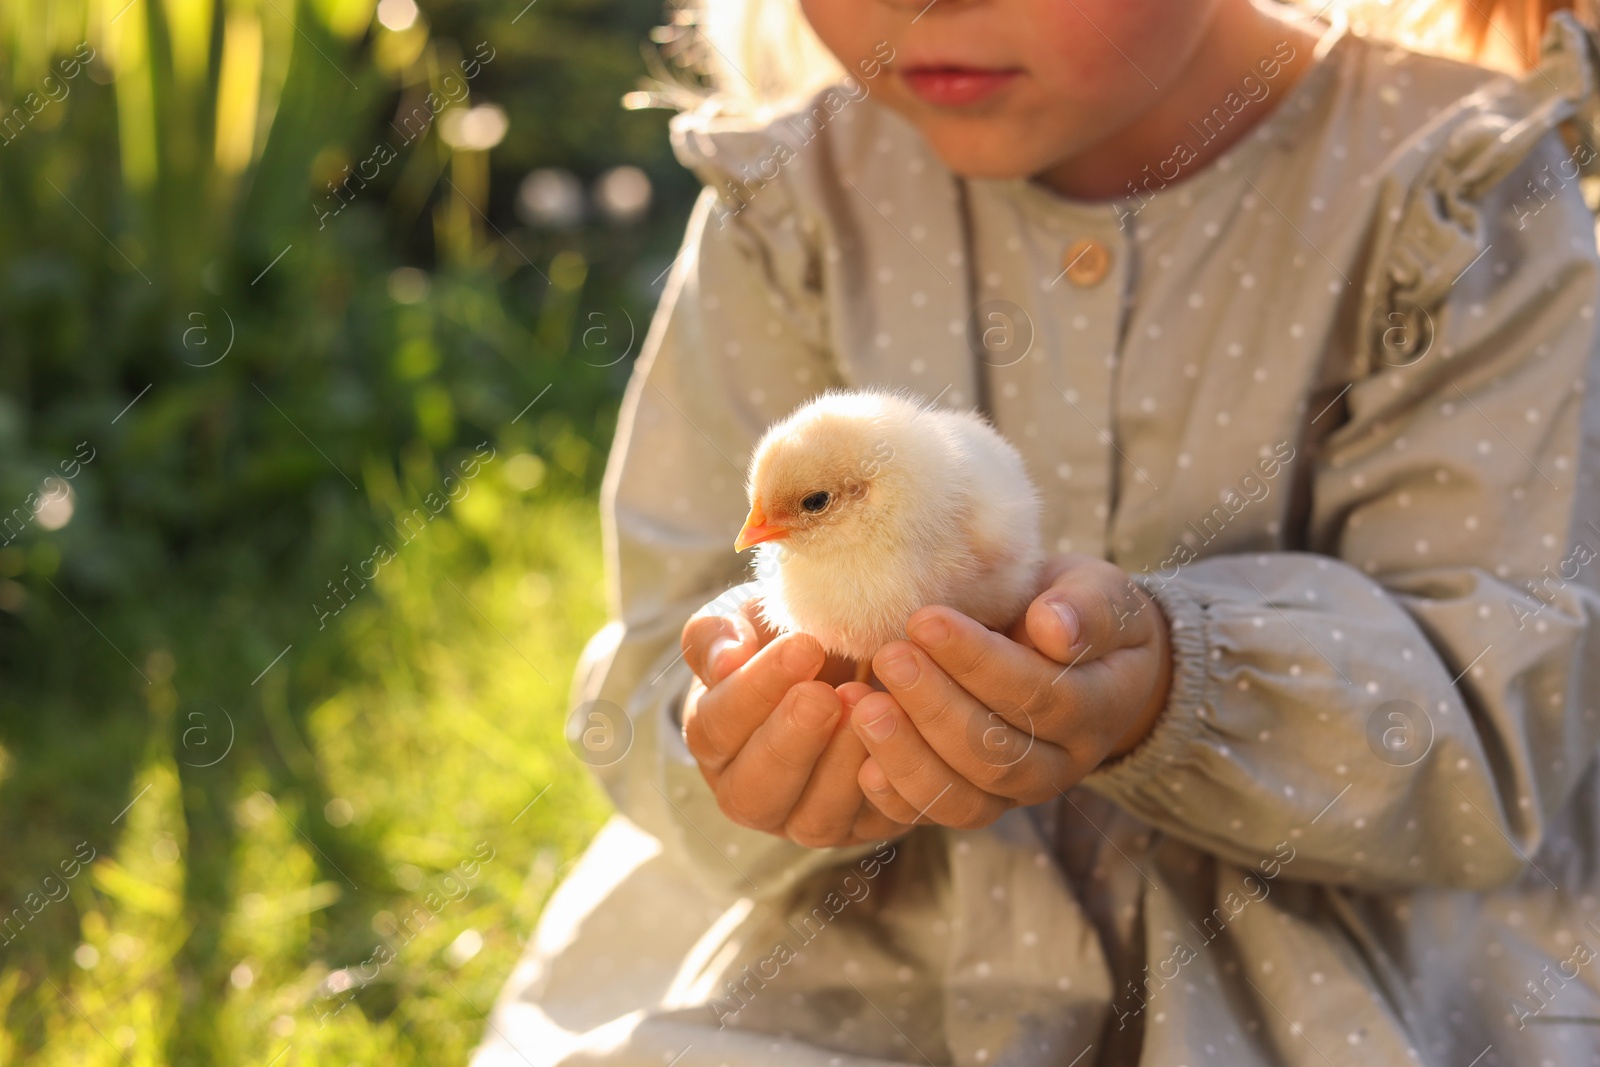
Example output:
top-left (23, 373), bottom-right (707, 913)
top-left (1079, 572), bottom-right (1214, 797)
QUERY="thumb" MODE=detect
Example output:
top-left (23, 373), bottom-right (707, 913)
top-left (682, 610), bottom-right (760, 686)
top-left (1023, 594), bottom-right (1084, 664)
top-left (1023, 566), bottom-right (1154, 665)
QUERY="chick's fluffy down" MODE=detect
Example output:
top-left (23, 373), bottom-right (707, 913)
top-left (745, 390), bottom-right (1043, 663)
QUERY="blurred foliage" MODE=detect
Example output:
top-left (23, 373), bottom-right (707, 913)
top-left (0, 0), bottom-right (693, 1061)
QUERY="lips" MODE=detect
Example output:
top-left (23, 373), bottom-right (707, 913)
top-left (900, 66), bottom-right (1022, 107)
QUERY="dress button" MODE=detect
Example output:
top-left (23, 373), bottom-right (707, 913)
top-left (1062, 237), bottom-right (1111, 287)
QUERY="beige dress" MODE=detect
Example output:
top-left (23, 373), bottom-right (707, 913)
top-left (473, 16), bottom-right (1600, 1067)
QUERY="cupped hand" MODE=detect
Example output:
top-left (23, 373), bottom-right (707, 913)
top-left (846, 554), bottom-right (1173, 829)
top-left (679, 597), bottom-right (913, 847)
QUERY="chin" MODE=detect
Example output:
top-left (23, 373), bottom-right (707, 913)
top-left (909, 122), bottom-right (1062, 182)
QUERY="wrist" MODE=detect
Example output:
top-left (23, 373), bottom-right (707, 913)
top-left (1106, 596), bottom-right (1173, 760)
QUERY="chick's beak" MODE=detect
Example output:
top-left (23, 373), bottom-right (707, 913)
top-left (734, 499), bottom-right (790, 552)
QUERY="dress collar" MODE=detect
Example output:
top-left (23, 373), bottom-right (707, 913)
top-left (967, 19), bottom-right (1356, 235)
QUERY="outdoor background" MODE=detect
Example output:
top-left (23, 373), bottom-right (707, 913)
top-left (0, 0), bottom-right (698, 1061)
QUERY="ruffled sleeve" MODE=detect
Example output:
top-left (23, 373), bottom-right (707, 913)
top-left (1079, 16), bottom-right (1600, 892)
top-left (569, 101), bottom-right (865, 902)
top-left (668, 102), bottom-right (835, 355)
top-left (1355, 11), bottom-right (1600, 372)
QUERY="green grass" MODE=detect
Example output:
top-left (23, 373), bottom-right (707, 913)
top-left (0, 475), bottom-right (612, 1065)
top-left (0, 2), bottom-right (673, 1059)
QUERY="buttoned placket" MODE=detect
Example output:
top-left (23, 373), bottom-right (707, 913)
top-left (961, 178), bottom-right (1131, 563)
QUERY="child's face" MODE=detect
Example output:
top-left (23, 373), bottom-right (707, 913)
top-left (800, 0), bottom-right (1233, 182)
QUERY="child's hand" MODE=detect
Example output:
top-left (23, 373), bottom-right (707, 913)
top-left (679, 599), bottom-right (914, 847)
top-left (847, 555), bottom-right (1173, 829)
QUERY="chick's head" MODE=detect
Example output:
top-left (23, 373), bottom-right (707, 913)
top-left (736, 399), bottom-right (903, 555)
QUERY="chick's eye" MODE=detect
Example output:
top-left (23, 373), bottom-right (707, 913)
top-left (800, 491), bottom-right (830, 513)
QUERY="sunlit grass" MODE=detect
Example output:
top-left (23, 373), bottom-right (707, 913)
top-left (1, 479), bottom-right (611, 1065)
top-left (0, 0), bottom-right (661, 1060)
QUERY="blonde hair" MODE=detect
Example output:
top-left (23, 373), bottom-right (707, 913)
top-left (630, 0), bottom-right (842, 116)
top-left (643, 0), bottom-right (1591, 113)
top-left (1329, 0), bottom-right (1589, 68)
top-left (696, 0), bottom-right (845, 110)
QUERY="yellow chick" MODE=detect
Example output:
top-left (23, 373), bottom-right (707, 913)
top-left (735, 389), bottom-right (1043, 669)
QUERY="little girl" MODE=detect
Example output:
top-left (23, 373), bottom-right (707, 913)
top-left (474, 1), bottom-right (1600, 1064)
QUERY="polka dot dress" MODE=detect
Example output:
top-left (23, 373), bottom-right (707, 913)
top-left (471, 16), bottom-right (1600, 1067)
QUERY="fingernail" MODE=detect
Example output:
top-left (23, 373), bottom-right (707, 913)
top-left (708, 636), bottom-right (740, 675)
top-left (855, 704), bottom-right (896, 742)
top-left (875, 649), bottom-right (919, 688)
top-left (780, 637), bottom-right (819, 675)
top-left (1048, 599), bottom-right (1079, 646)
top-left (794, 685), bottom-right (838, 728)
top-left (909, 613), bottom-right (950, 649)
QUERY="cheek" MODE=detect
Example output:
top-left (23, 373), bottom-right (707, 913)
top-left (1018, 0), bottom-right (1213, 102)
top-left (904, 0), bottom-right (1211, 176)
top-left (798, 0), bottom-right (887, 70)
top-left (801, 0), bottom-right (1218, 181)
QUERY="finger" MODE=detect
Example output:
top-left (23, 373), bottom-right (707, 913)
top-left (906, 609), bottom-right (1066, 720)
top-left (857, 756), bottom-right (922, 824)
top-left (836, 681), bottom-right (875, 709)
top-left (738, 598), bottom-right (855, 684)
top-left (684, 632), bottom-right (826, 772)
top-left (714, 680), bottom-right (842, 832)
top-left (1006, 612), bottom-right (1039, 651)
top-left (874, 633), bottom-right (1075, 799)
top-left (783, 719), bottom-right (873, 847)
top-left (682, 611), bottom-right (759, 687)
top-left (849, 802), bottom-right (914, 845)
top-left (848, 691), bottom-right (1008, 830)
top-left (1023, 559), bottom-right (1156, 664)
top-left (680, 683), bottom-right (723, 792)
